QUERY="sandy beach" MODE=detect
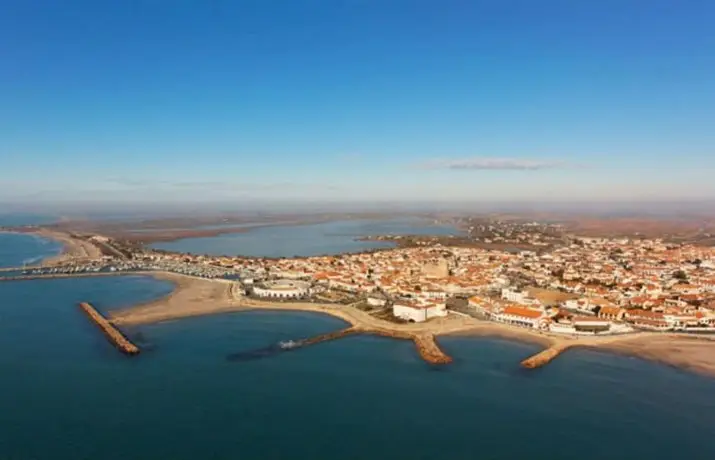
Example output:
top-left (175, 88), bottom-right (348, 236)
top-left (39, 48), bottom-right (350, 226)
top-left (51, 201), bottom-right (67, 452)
top-left (0, 229), bottom-right (101, 267)
top-left (111, 272), bottom-right (242, 326)
top-left (109, 271), bottom-right (463, 364)
top-left (36, 229), bottom-right (103, 265)
top-left (598, 334), bottom-right (715, 377)
top-left (110, 271), bottom-right (467, 329)
top-left (107, 271), bottom-right (715, 377)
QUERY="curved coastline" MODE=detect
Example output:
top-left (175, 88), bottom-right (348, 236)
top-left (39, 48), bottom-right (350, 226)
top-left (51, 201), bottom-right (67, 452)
top-left (105, 271), bottom-right (715, 378)
top-left (0, 230), bottom-right (61, 267)
top-left (0, 229), bottom-right (102, 266)
top-left (3, 226), bottom-right (715, 377)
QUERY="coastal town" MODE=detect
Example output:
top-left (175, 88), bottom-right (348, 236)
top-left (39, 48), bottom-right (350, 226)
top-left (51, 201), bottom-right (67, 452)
top-left (143, 234), bottom-right (715, 334)
top-left (5, 222), bottom-right (715, 340)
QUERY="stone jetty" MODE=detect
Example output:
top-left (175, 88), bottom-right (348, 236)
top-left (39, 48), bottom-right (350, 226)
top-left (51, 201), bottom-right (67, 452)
top-left (300, 327), bottom-right (361, 346)
top-left (79, 302), bottom-right (140, 355)
top-left (412, 333), bottom-right (453, 365)
top-left (294, 326), bottom-right (453, 365)
top-left (521, 343), bottom-right (569, 369)
top-left (365, 329), bottom-right (453, 364)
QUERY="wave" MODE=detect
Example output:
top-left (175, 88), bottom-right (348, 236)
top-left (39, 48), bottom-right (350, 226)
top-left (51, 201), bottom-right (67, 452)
top-left (22, 255), bottom-right (44, 265)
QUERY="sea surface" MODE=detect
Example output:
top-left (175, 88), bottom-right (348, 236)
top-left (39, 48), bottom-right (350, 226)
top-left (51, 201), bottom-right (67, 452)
top-left (0, 212), bottom-right (58, 227)
top-left (0, 232), bottom-right (62, 268)
top-left (150, 217), bottom-right (461, 257)
top-left (2, 229), bottom-right (715, 459)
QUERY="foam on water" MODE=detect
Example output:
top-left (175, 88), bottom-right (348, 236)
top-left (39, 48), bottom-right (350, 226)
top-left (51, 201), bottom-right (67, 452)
top-left (0, 232), bottom-right (62, 268)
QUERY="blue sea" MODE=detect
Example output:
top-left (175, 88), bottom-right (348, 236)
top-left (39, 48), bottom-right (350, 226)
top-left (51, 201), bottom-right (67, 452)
top-left (2, 225), bottom-right (715, 459)
top-left (0, 232), bottom-right (63, 268)
top-left (150, 217), bottom-right (461, 257)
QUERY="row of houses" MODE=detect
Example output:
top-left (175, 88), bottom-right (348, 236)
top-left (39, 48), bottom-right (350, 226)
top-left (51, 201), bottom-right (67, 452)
top-left (471, 294), bottom-right (715, 334)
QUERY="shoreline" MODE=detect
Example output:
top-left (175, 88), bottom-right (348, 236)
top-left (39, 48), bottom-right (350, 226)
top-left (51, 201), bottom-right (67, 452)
top-left (36, 229), bottom-right (103, 265)
top-left (0, 229), bottom-right (103, 266)
top-left (105, 271), bottom-right (715, 378)
top-left (3, 266), bottom-right (713, 377)
top-left (55, 215), bottom-right (390, 244)
top-left (592, 334), bottom-right (715, 378)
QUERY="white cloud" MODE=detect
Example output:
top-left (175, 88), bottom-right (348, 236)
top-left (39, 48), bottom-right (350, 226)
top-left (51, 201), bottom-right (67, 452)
top-left (419, 157), bottom-right (565, 171)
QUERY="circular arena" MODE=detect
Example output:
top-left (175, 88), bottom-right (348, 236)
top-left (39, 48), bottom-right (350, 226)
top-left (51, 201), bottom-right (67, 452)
top-left (252, 279), bottom-right (312, 299)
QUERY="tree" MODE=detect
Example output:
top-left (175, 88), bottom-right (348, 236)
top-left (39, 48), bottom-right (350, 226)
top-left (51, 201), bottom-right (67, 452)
top-left (673, 270), bottom-right (688, 281)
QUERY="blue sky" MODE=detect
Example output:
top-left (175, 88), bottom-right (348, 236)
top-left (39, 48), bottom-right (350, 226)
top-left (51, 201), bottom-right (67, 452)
top-left (1, 0), bottom-right (714, 204)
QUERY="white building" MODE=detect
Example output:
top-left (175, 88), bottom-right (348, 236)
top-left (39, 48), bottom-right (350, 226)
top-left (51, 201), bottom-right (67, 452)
top-left (252, 279), bottom-right (312, 299)
top-left (700, 260), bottom-right (715, 270)
top-left (572, 316), bottom-right (611, 332)
top-left (393, 302), bottom-right (447, 323)
top-left (501, 288), bottom-right (526, 303)
top-left (549, 323), bottom-right (577, 334)
top-left (421, 288), bottom-right (448, 300)
top-left (367, 293), bottom-right (388, 307)
top-left (564, 298), bottom-right (598, 315)
top-left (492, 305), bottom-right (544, 329)
top-left (491, 277), bottom-right (510, 288)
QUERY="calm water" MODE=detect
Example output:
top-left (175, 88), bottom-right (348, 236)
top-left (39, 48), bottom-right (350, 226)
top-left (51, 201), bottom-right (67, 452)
top-left (151, 218), bottom-right (460, 257)
top-left (129, 221), bottom-right (277, 232)
top-left (0, 232), bottom-right (62, 267)
top-left (2, 237), bottom-right (715, 459)
top-left (0, 212), bottom-right (58, 227)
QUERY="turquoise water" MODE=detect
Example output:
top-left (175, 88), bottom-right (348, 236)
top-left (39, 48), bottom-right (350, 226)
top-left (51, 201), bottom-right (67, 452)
top-left (3, 232), bottom-right (715, 459)
top-left (151, 218), bottom-right (461, 257)
top-left (0, 232), bottom-right (62, 267)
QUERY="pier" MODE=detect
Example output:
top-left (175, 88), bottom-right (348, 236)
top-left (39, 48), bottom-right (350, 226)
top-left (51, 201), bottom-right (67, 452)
top-left (521, 344), bottom-right (569, 369)
top-left (79, 302), bottom-right (140, 355)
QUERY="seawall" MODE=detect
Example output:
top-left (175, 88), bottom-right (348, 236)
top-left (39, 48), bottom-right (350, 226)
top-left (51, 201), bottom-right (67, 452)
top-left (521, 344), bottom-right (569, 369)
top-left (79, 302), bottom-right (140, 355)
top-left (300, 327), bottom-right (361, 346)
top-left (286, 327), bottom-right (453, 365)
top-left (366, 329), bottom-right (453, 365)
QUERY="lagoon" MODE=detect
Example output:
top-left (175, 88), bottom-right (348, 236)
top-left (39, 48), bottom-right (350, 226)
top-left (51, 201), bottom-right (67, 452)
top-left (150, 217), bottom-right (460, 257)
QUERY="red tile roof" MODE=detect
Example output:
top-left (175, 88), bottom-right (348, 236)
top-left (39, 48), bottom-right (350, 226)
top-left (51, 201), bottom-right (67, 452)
top-left (503, 306), bottom-right (543, 319)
